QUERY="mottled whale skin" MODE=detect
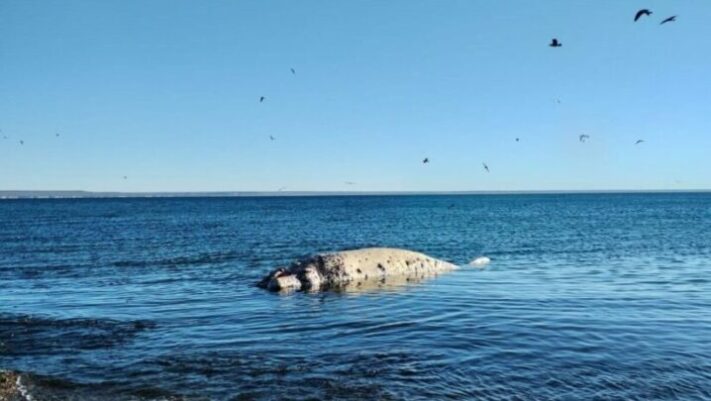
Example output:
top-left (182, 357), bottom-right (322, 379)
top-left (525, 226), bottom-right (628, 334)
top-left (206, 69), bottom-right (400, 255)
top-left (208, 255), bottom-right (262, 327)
top-left (258, 247), bottom-right (458, 292)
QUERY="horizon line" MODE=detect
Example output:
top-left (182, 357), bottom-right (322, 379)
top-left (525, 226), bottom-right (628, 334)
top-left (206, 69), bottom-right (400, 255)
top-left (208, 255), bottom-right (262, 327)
top-left (1, 189), bottom-right (710, 199)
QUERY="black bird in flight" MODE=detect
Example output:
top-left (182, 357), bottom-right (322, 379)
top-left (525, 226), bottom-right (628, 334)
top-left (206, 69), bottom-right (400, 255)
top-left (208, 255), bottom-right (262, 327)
top-left (660, 16), bottom-right (676, 25)
top-left (290, 68), bottom-right (296, 75)
top-left (422, 157), bottom-right (429, 164)
top-left (260, 96), bottom-right (265, 103)
top-left (549, 38), bottom-right (562, 48)
top-left (19, 140), bottom-right (24, 145)
top-left (635, 139), bottom-right (645, 145)
top-left (515, 137), bottom-right (520, 142)
top-left (635, 9), bottom-right (652, 22)
top-left (269, 135), bottom-right (275, 141)
top-left (579, 134), bottom-right (590, 142)
top-left (482, 163), bottom-right (490, 173)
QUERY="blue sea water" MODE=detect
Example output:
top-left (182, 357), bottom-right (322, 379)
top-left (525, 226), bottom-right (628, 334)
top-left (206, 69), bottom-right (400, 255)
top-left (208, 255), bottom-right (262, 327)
top-left (1, 193), bottom-right (710, 400)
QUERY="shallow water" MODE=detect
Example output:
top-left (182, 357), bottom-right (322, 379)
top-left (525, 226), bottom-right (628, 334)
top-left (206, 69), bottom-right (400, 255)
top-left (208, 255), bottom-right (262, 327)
top-left (1, 194), bottom-right (710, 400)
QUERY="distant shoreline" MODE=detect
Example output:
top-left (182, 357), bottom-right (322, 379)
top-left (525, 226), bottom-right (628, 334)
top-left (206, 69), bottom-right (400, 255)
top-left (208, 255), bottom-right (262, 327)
top-left (1, 189), bottom-right (709, 200)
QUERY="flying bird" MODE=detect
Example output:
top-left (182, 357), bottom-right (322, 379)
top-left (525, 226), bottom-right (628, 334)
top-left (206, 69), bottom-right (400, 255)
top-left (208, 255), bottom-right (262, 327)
top-left (515, 137), bottom-right (520, 142)
top-left (290, 68), bottom-right (296, 75)
top-left (660, 15), bottom-right (676, 25)
top-left (344, 181), bottom-right (356, 185)
top-left (635, 139), bottom-right (645, 145)
top-left (55, 132), bottom-right (60, 137)
top-left (422, 158), bottom-right (429, 164)
top-left (549, 38), bottom-right (562, 48)
top-left (123, 176), bottom-right (128, 180)
top-left (482, 163), bottom-right (490, 173)
top-left (259, 96), bottom-right (265, 103)
top-left (269, 135), bottom-right (275, 141)
top-left (19, 140), bottom-right (24, 145)
top-left (579, 134), bottom-right (590, 142)
top-left (635, 9), bottom-right (652, 22)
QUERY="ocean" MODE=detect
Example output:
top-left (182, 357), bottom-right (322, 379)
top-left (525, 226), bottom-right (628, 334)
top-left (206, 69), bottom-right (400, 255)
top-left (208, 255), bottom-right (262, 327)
top-left (1, 193), bottom-right (710, 400)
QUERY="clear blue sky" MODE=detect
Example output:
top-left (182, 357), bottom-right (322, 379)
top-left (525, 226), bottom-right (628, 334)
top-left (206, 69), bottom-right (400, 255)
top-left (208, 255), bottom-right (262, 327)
top-left (2, 0), bottom-right (710, 192)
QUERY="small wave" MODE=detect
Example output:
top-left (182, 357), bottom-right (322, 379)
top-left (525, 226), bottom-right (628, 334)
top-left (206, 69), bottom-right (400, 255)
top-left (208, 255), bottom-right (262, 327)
top-left (16, 375), bottom-right (34, 401)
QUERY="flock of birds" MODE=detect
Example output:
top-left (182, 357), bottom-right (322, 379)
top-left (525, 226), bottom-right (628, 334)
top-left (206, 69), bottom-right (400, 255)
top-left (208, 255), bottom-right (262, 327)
top-left (3, 8), bottom-right (677, 182)
top-left (266, 8), bottom-right (676, 176)
top-left (435, 8), bottom-right (670, 173)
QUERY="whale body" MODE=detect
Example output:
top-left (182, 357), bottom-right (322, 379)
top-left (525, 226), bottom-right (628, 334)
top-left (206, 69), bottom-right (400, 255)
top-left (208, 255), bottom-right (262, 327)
top-left (258, 247), bottom-right (458, 292)
top-left (468, 256), bottom-right (491, 267)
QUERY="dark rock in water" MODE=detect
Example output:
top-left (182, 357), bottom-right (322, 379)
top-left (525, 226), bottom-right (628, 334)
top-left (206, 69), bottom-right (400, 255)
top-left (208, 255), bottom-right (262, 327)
top-left (258, 247), bottom-right (458, 292)
top-left (0, 369), bottom-right (201, 401)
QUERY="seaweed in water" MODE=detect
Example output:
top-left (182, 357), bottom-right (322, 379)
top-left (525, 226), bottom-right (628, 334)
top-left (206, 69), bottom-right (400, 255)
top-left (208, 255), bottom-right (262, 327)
top-left (0, 313), bottom-right (155, 356)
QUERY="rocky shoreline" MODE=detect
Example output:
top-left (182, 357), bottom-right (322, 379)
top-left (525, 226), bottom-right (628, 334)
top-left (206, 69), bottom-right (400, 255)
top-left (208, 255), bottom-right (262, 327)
top-left (0, 370), bottom-right (19, 401)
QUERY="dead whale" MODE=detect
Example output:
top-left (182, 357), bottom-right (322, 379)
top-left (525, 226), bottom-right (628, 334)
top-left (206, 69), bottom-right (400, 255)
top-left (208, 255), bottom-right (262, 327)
top-left (258, 247), bottom-right (458, 292)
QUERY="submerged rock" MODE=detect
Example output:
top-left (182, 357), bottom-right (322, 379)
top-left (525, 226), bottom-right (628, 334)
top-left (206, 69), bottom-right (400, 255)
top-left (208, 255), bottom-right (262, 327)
top-left (258, 247), bottom-right (458, 292)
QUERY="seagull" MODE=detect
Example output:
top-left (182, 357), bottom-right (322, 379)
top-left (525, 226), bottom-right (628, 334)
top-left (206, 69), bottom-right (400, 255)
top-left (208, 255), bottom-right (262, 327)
top-left (290, 68), bottom-right (296, 75)
top-left (660, 15), bottom-right (676, 25)
top-left (515, 137), bottom-right (520, 142)
top-left (635, 139), bottom-right (645, 145)
top-left (19, 140), bottom-right (24, 145)
top-left (277, 186), bottom-right (287, 192)
top-left (344, 181), bottom-right (356, 185)
top-left (579, 134), bottom-right (590, 142)
top-left (482, 163), bottom-right (490, 173)
top-left (259, 96), bottom-right (265, 103)
top-left (269, 135), bottom-right (275, 141)
top-left (422, 158), bottom-right (429, 164)
top-left (555, 98), bottom-right (561, 104)
top-left (123, 176), bottom-right (128, 180)
top-left (635, 9), bottom-right (652, 22)
top-left (55, 132), bottom-right (60, 137)
top-left (549, 38), bottom-right (562, 48)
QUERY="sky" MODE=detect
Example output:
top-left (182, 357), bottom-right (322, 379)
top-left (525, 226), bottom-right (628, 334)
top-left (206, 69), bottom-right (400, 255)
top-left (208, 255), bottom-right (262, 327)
top-left (2, 0), bottom-right (711, 192)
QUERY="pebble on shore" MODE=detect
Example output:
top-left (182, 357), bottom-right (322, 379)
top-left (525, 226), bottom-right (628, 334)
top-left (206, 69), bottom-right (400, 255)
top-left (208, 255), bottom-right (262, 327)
top-left (0, 370), bottom-right (20, 400)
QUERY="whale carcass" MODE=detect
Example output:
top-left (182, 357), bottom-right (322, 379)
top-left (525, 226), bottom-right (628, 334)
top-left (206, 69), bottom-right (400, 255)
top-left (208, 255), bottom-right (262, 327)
top-left (258, 247), bottom-right (458, 292)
